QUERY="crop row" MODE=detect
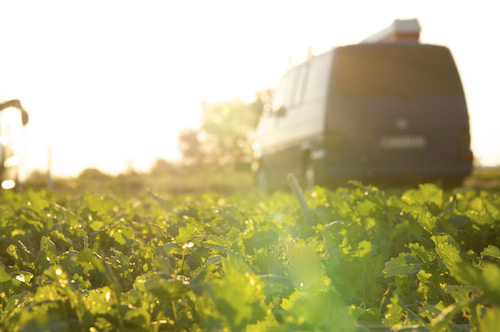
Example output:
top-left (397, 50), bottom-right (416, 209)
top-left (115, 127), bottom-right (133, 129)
top-left (0, 183), bottom-right (499, 331)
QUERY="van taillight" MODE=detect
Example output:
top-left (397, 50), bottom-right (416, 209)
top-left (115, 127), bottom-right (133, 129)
top-left (460, 131), bottom-right (470, 148)
top-left (325, 132), bottom-right (344, 149)
top-left (462, 150), bottom-right (473, 162)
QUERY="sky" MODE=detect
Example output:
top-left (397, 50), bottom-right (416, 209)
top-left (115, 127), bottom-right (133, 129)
top-left (0, 1), bottom-right (498, 177)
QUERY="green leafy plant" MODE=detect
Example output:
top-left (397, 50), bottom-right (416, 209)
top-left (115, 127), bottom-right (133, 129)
top-left (1, 184), bottom-right (500, 331)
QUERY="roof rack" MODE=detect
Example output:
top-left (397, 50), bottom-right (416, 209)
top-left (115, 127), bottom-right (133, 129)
top-left (360, 19), bottom-right (421, 43)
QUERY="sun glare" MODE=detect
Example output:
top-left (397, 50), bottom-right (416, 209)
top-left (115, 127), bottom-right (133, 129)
top-left (1, 180), bottom-right (15, 190)
top-left (0, 2), bottom-right (498, 175)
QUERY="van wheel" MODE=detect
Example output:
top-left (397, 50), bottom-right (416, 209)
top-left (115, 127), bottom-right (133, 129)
top-left (255, 168), bottom-right (270, 193)
top-left (304, 163), bottom-right (316, 190)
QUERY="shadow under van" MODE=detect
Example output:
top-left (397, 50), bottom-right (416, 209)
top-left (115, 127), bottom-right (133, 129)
top-left (254, 43), bottom-right (473, 191)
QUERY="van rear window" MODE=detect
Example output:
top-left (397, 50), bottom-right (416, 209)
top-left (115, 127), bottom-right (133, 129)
top-left (335, 45), bottom-right (462, 97)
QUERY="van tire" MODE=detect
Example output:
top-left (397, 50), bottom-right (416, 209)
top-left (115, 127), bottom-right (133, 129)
top-left (255, 168), bottom-right (270, 193)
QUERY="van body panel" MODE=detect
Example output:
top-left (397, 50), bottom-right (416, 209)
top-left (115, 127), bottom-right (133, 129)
top-left (327, 96), bottom-right (469, 167)
top-left (258, 100), bottom-right (327, 188)
top-left (255, 51), bottom-right (332, 188)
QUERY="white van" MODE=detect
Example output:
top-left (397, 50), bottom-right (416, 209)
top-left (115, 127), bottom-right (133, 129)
top-left (253, 20), bottom-right (473, 191)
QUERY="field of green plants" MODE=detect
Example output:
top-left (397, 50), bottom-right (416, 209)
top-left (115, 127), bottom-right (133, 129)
top-left (1, 180), bottom-right (500, 331)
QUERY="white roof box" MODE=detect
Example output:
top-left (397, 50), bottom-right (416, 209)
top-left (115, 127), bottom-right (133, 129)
top-left (361, 19), bottom-right (421, 43)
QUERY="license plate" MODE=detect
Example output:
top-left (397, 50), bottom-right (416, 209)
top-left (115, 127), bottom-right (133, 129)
top-left (379, 135), bottom-right (426, 149)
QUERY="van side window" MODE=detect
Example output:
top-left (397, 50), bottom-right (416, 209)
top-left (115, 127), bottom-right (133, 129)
top-left (283, 69), bottom-right (298, 108)
top-left (291, 65), bottom-right (308, 106)
top-left (271, 72), bottom-right (289, 112)
top-left (303, 53), bottom-right (332, 103)
top-left (272, 68), bottom-right (304, 112)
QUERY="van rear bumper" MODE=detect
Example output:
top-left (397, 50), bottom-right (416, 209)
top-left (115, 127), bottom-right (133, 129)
top-left (313, 150), bottom-right (473, 185)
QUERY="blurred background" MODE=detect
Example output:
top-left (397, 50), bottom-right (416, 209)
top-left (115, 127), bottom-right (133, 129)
top-left (0, 1), bottom-right (498, 185)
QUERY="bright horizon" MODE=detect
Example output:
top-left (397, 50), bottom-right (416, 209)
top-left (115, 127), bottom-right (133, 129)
top-left (0, 1), bottom-right (498, 177)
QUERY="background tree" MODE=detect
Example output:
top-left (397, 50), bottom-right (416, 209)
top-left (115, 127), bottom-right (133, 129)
top-left (178, 128), bottom-right (203, 158)
top-left (179, 90), bottom-right (272, 158)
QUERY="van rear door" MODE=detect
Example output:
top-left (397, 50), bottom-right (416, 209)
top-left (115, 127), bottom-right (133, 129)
top-left (327, 44), bottom-right (471, 177)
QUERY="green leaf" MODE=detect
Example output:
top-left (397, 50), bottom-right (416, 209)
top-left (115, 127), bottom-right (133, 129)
top-left (479, 307), bottom-right (500, 332)
top-left (481, 245), bottom-right (500, 260)
top-left (384, 253), bottom-right (423, 278)
top-left (85, 193), bottom-right (107, 216)
top-left (484, 199), bottom-right (500, 219)
top-left (357, 240), bottom-right (373, 258)
top-left (86, 286), bottom-right (115, 315)
top-left (216, 208), bottom-right (242, 225)
top-left (89, 220), bottom-right (103, 231)
top-left (157, 242), bottom-right (180, 256)
top-left (18, 311), bottom-right (70, 332)
top-left (206, 267), bottom-right (268, 330)
top-left (203, 243), bottom-right (227, 255)
top-left (280, 289), bottom-right (302, 311)
top-left (50, 229), bottom-right (73, 249)
top-left (431, 234), bottom-right (462, 276)
top-left (224, 251), bottom-right (254, 274)
top-left (469, 197), bottom-right (483, 213)
top-left (40, 236), bottom-right (57, 255)
top-left (35, 236), bottom-right (57, 272)
top-left (28, 191), bottom-right (51, 212)
top-left (418, 183), bottom-right (444, 207)
top-left (76, 249), bottom-right (105, 273)
top-left (175, 223), bottom-right (199, 244)
top-left (418, 302), bottom-right (445, 323)
top-left (454, 263), bottom-right (500, 305)
top-left (33, 283), bottom-right (61, 303)
top-left (145, 275), bottom-right (188, 301)
top-left (0, 267), bottom-right (13, 295)
top-left (110, 248), bottom-right (133, 287)
top-left (205, 255), bottom-right (223, 266)
top-left (465, 210), bottom-right (495, 225)
top-left (286, 240), bottom-right (324, 289)
top-left (280, 289), bottom-right (356, 331)
top-left (350, 305), bottom-right (381, 322)
top-left (227, 228), bottom-right (240, 245)
top-left (110, 227), bottom-right (130, 246)
top-left (7, 244), bottom-right (19, 260)
top-left (12, 271), bottom-right (34, 284)
top-left (205, 235), bottom-right (228, 247)
top-left (357, 200), bottom-right (376, 216)
top-left (417, 210), bottom-right (436, 234)
top-left (444, 285), bottom-right (480, 303)
top-left (383, 294), bottom-right (404, 328)
top-left (259, 275), bottom-right (295, 299)
top-left (408, 243), bottom-right (435, 265)
top-left (152, 256), bottom-right (174, 275)
top-left (402, 184), bottom-right (443, 207)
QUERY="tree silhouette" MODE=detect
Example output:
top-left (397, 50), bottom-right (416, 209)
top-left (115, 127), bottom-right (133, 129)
top-left (179, 90), bottom-right (272, 158)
